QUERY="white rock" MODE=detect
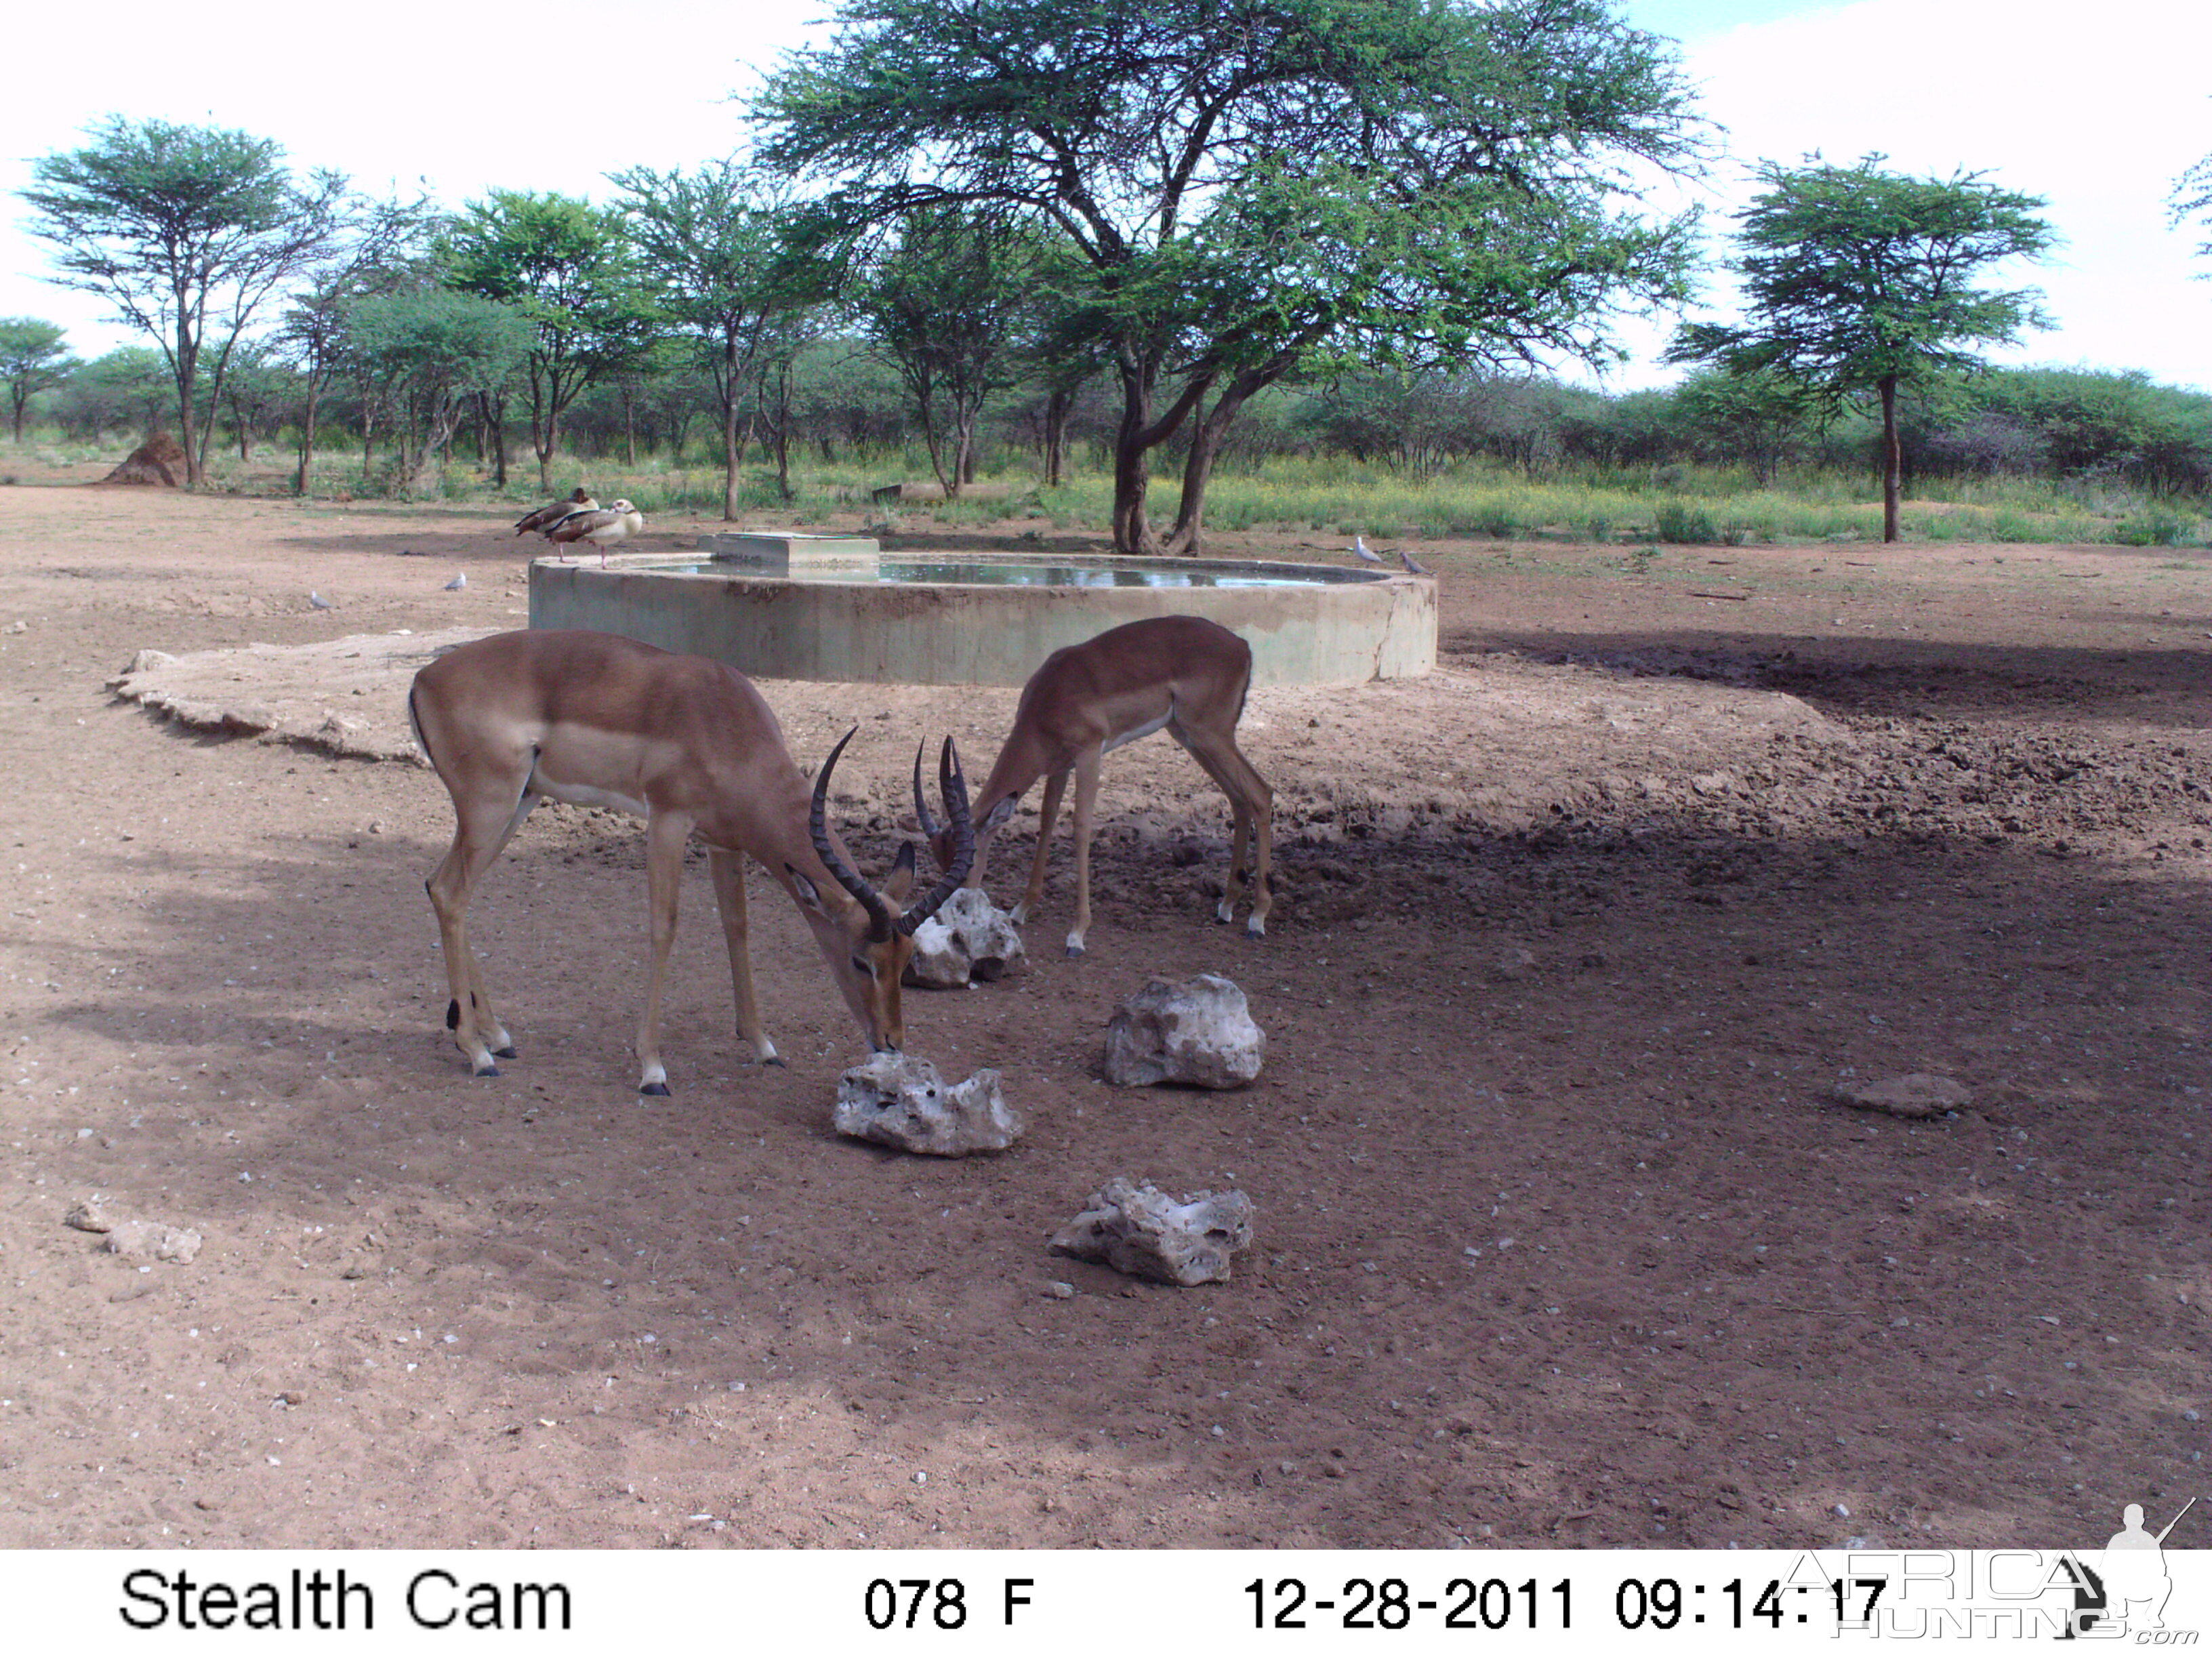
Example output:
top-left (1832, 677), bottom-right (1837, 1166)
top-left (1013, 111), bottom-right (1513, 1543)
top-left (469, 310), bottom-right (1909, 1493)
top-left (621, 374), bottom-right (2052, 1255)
top-left (834, 1052), bottom-right (1023, 1155)
top-left (1102, 973), bottom-right (1265, 1088)
top-left (1833, 1073), bottom-right (1969, 1120)
top-left (903, 887), bottom-right (1027, 989)
top-left (102, 1221), bottom-right (203, 1264)
top-left (63, 1197), bottom-right (115, 1233)
top-left (1048, 1178), bottom-right (1256, 1286)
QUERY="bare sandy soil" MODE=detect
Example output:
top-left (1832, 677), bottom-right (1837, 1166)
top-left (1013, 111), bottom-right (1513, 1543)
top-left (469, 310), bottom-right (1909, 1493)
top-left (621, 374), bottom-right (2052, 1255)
top-left (0, 474), bottom-right (2207, 1551)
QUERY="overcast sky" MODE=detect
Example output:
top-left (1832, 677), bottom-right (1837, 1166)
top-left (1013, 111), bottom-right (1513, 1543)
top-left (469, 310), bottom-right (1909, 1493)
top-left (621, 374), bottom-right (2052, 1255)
top-left (2, 0), bottom-right (2205, 392)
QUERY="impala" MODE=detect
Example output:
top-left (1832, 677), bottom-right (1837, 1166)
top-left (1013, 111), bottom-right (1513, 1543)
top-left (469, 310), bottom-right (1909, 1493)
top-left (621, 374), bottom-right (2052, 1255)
top-left (918, 615), bottom-right (1271, 957)
top-left (408, 629), bottom-right (972, 1092)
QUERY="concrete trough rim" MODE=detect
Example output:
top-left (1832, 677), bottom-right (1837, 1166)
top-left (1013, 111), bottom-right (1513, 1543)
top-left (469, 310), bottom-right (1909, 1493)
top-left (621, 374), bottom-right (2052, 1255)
top-left (527, 548), bottom-right (1435, 687)
top-left (586, 549), bottom-right (1399, 587)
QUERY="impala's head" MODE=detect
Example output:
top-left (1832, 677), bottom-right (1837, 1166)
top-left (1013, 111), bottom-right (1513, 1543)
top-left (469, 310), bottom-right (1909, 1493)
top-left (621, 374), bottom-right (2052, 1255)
top-left (787, 730), bottom-right (973, 1052)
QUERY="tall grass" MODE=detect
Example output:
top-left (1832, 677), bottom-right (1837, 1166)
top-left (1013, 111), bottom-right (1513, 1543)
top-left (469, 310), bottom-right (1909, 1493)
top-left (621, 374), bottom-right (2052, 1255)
top-left (15, 426), bottom-right (2205, 546)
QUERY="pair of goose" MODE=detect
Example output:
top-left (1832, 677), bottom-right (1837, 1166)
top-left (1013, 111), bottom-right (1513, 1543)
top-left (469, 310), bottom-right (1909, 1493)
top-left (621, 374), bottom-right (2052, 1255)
top-left (514, 488), bottom-right (644, 565)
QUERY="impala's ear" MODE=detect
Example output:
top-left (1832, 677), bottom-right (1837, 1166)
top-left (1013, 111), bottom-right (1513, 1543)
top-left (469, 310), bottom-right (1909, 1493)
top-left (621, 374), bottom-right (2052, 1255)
top-left (786, 863), bottom-right (829, 915)
top-left (884, 840), bottom-right (918, 903)
top-left (981, 796), bottom-right (1020, 836)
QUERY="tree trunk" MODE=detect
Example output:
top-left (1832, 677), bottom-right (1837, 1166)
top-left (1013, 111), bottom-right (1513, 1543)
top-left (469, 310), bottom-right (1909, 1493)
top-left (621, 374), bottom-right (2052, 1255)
top-left (1164, 384), bottom-right (1254, 556)
top-left (622, 385), bottom-right (637, 467)
top-left (11, 390), bottom-right (26, 444)
top-left (721, 394), bottom-right (741, 522)
top-left (485, 392), bottom-right (508, 489)
top-left (1879, 374), bottom-right (1902, 544)
top-left (1110, 355), bottom-right (1160, 554)
top-left (1043, 387), bottom-right (1069, 489)
top-left (295, 378), bottom-right (322, 496)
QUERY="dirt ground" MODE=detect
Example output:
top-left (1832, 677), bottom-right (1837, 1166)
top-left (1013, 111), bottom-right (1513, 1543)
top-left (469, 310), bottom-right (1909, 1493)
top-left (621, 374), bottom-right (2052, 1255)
top-left (0, 470), bottom-right (2207, 1551)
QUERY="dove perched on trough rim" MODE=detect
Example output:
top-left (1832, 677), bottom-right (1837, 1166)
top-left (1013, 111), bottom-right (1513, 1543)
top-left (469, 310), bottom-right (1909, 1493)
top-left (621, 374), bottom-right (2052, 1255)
top-left (443, 573), bottom-right (467, 592)
top-left (1399, 548), bottom-right (1432, 576)
top-left (1351, 534), bottom-right (1382, 565)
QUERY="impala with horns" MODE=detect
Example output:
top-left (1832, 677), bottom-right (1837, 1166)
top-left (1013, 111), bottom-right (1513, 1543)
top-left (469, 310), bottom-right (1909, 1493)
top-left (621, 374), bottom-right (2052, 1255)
top-left (409, 629), bottom-right (972, 1093)
top-left (918, 615), bottom-right (1271, 958)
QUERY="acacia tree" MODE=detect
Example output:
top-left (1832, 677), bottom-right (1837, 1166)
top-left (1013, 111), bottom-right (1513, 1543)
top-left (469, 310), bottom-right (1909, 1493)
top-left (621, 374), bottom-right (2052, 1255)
top-left (854, 208), bottom-right (1040, 496)
top-left (0, 319), bottom-right (81, 443)
top-left (344, 289), bottom-right (533, 496)
top-left (276, 194), bottom-right (434, 495)
top-left (18, 118), bottom-right (351, 485)
top-left (2173, 148), bottom-right (2212, 272)
top-left (1673, 365), bottom-right (1822, 487)
top-left (1668, 155), bottom-right (2053, 542)
top-left (442, 191), bottom-right (660, 492)
top-left (756, 0), bottom-right (1704, 554)
top-left (610, 163), bottom-right (823, 518)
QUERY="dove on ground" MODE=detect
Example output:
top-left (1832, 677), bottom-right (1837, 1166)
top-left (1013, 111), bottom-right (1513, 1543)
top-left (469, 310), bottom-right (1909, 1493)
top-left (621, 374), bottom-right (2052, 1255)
top-left (1399, 548), bottom-right (1432, 576)
top-left (308, 592), bottom-right (335, 611)
top-left (443, 573), bottom-right (467, 592)
top-left (1352, 534), bottom-right (1382, 565)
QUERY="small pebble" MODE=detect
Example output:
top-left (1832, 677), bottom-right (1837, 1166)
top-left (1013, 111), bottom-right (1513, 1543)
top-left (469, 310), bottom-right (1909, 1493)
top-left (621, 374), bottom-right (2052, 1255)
top-left (1044, 1282), bottom-right (1076, 1300)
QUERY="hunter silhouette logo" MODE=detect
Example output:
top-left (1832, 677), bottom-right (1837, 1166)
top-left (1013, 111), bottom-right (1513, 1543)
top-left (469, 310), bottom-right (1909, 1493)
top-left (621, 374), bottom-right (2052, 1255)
top-left (2062, 1498), bottom-right (2198, 1639)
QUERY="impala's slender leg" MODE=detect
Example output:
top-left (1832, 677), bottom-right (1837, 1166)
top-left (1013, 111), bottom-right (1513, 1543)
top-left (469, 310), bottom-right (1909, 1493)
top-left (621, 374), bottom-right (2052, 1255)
top-left (1064, 747), bottom-right (1102, 957)
top-left (707, 847), bottom-right (781, 1066)
top-left (1172, 724), bottom-right (1273, 937)
top-left (1013, 768), bottom-right (1069, 925)
top-left (426, 783), bottom-right (537, 1076)
top-left (636, 809), bottom-right (693, 1096)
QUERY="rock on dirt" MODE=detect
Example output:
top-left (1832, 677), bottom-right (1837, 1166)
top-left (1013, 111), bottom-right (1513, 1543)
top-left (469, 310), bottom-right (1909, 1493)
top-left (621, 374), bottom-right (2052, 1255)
top-left (1102, 974), bottom-right (1265, 1088)
top-left (1049, 1177), bottom-right (1256, 1286)
top-left (63, 1197), bottom-right (116, 1233)
top-left (903, 887), bottom-right (1027, 989)
top-left (102, 1221), bottom-right (203, 1263)
top-left (833, 1052), bottom-right (1024, 1155)
top-left (1833, 1073), bottom-right (1971, 1120)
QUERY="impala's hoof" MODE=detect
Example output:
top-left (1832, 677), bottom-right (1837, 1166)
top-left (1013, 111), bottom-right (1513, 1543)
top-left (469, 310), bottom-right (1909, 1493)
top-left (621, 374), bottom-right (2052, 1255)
top-left (762, 1055), bottom-right (787, 1069)
top-left (493, 1045), bottom-right (518, 1060)
top-left (1064, 943), bottom-right (1085, 960)
top-left (1215, 903), bottom-right (1235, 924)
top-left (639, 1080), bottom-right (672, 1097)
top-left (1244, 921), bottom-right (1267, 940)
top-left (472, 1063), bottom-right (502, 1079)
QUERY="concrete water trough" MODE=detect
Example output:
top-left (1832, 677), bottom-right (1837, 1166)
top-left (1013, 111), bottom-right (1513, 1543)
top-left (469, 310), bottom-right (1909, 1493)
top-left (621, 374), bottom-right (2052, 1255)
top-left (527, 535), bottom-right (1435, 688)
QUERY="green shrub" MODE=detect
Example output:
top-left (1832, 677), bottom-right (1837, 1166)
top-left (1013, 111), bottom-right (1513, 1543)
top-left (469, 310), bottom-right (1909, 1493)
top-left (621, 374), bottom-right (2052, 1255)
top-left (2112, 508), bottom-right (2196, 547)
top-left (1655, 501), bottom-right (1717, 544)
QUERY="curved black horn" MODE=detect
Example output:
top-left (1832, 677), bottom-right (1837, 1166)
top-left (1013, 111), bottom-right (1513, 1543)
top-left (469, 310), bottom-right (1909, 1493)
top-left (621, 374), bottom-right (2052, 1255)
top-left (912, 740), bottom-right (944, 855)
top-left (811, 726), bottom-right (894, 941)
top-left (897, 737), bottom-right (976, 935)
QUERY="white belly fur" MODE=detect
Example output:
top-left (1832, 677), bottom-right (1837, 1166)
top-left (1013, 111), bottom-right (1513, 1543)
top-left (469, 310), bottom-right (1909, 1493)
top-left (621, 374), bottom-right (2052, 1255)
top-left (529, 772), bottom-right (650, 817)
top-left (1102, 709), bottom-right (1172, 754)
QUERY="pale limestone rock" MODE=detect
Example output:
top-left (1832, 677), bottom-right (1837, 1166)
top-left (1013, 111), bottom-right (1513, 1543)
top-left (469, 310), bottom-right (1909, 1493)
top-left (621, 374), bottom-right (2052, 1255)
top-left (834, 1052), bottom-right (1023, 1155)
top-left (63, 1197), bottom-right (115, 1233)
top-left (903, 887), bottom-right (1026, 989)
top-left (1102, 974), bottom-right (1265, 1089)
top-left (1049, 1178), bottom-right (1255, 1286)
top-left (1833, 1073), bottom-right (1970, 1120)
top-left (103, 1221), bottom-right (203, 1263)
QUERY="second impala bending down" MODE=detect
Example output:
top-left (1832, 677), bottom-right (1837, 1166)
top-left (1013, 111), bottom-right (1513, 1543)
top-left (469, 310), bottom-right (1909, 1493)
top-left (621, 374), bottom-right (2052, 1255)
top-left (409, 629), bottom-right (972, 1092)
top-left (921, 615), bottom-right (1271, 957)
